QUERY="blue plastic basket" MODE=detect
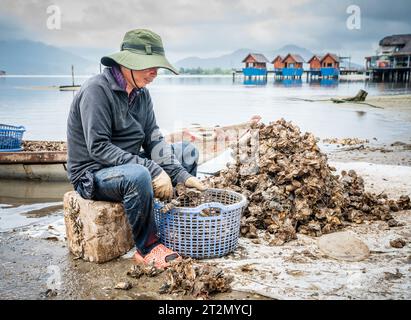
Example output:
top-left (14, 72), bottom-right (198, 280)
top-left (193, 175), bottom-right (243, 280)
top-left (0, 124), bottom-right (26, 152)
top-left (154, 188), bottom-right (247, 259)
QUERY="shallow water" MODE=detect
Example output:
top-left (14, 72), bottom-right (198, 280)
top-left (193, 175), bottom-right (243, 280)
top-left (1, 75), bottom-right (411, 142)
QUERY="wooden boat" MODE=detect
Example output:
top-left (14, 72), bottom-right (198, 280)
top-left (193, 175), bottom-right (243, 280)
top-left (59, 65), bottom-right (81, 91)
top-left (0, 149), bottom-right (67, 181)
top-left (0, 117), bottom-right (259, 181)
top-left (59, 85), bottom-right (81, 91)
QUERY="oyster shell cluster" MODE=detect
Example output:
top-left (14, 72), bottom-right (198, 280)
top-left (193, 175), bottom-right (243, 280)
top-left (127, 263), bottom-right (163, 278)
top-left (126, 259), bottom-right (233, 298)
top-left (159, 258), bottom-right (233, 298)
top-left (323, 138), bottom-right (369, 145)
top-left (340, 169), bottom-right (409, 224)
top-left (204, 119), bottom-right (410, 244)
top-left (22, 140), bottom-right (67, 152)
top-left (159, 184), bottom-right (220, 217)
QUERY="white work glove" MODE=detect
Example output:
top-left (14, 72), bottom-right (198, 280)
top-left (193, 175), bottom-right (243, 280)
top-left (152, 170), bottom-right (173, 200)
top-left (185, 176), bottom-right (207, 191)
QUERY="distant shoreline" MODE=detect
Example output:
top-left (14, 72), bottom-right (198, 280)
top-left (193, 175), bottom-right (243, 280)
top-left (0, 74), bottom-right (95, 78)
top-left (0, 74), bottom-right (373, 81)
top-left (0, 74), bottom-right (235, 78)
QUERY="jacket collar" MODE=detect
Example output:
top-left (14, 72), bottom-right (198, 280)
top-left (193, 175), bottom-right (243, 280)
top-left (102, 67), bottom-right (126, 92)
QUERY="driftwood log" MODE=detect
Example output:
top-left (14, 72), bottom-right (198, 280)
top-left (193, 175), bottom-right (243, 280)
top-left (331, 89), bottom-right (368, 103)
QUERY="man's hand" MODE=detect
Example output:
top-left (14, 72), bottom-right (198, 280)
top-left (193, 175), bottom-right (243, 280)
top-left (185, 176), bottom-right (207, 191)
top-left (152, 170), bottom-right (173, 200)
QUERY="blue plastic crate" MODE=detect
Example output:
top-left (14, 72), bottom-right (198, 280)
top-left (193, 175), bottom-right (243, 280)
top-left (0, 124), bottom-right (25, 152)
top-left (154, 188), bottom-right (247, 259)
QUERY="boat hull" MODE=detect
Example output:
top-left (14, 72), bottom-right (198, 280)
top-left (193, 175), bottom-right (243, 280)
top-left (0, 163), bottom-right (68, 181)
top-left (0, 151), bottom-right (68, 181)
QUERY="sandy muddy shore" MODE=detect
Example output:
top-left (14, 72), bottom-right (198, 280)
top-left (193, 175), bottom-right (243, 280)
top-left (0, 93), bottom-right (410, 300)
top-left (1, 146), bottom-right (410, 300)
top-left (326, 141), bottom-right (411, 167)
top-left (0, 234), bottom-right (269, 300)
top-left (332, 93), bottom-right (411, 122)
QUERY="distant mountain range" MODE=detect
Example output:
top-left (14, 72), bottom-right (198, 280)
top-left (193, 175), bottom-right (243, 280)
top-left (0, 40), bottom-right (363, 75)
top-left (175, 45), bottom-right (364, 70)
top-left (0, 40), bottom-right (97, 75)
top-left (175, 45), bottom-right (314, 69)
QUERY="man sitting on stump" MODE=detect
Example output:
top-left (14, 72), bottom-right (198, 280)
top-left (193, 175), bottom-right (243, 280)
top-left (67, 29), bottom-right (206, 269)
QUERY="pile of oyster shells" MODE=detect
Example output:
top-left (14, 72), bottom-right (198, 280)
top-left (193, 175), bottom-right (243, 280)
top-left (126, 259), bottom-right (233, 298)
top-left (204, 119), bottom-right (410, 244)
top-left (159, 258), bottom-right (233, 298)
top-left (22, 140), bottom-right (67, 152)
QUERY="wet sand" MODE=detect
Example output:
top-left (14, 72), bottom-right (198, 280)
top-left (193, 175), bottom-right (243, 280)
top-left (1, 144), bottom-right (410, 300)
top-left (323, 93), bottom-right (411, 166)
top-left (327, 141), bottom-right (411, 167)
top-left (0, 233), bottom-right (269, 300)
top-left (346, 94), bottom-right (411, 122)
top-left (1, 93), bottom-right (410, 300)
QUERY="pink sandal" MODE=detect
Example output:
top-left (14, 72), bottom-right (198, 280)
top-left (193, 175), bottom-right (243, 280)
top-left (134, 244), bottom-right (181, 269)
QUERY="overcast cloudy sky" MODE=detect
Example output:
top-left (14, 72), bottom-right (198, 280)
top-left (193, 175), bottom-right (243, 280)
top-left (1, 0), bottom-right (410, 63)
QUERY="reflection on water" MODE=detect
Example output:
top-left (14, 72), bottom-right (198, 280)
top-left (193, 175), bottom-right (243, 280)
top-left (0, 179), bottom-right (71, 232)
top-left (243, 78), bottom-right (267, 86)
top-left (371, 80), bottom-right (411, 92)
top-left (0, 201), bottom-right (63, 232)
top-left (273, 79), bottom-right (303, 87)
top-left (0, 180), bottom-right (73, 204)
top-left (356, 111), bottom-right (367, 117)
top-left (320, 79), bottom-right (339, 87)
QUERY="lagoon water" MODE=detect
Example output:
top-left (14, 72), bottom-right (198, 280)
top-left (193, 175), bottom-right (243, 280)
top-left (1, 75), bottom-right (411, 301)
top-left (1, 74), bottom-right (411, 143)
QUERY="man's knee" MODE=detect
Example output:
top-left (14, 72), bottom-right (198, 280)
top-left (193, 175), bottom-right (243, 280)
top-left (123, 164), bottom-right (152, 192)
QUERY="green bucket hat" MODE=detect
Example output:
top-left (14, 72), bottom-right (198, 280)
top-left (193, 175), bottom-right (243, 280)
top-left (101, 29), bottom-right (178, 75)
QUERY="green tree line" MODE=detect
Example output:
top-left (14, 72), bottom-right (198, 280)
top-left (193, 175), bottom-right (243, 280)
top-left (160, 67), bottom-right (232, 75)
top-left (179, 67), bottom-right (232, 75)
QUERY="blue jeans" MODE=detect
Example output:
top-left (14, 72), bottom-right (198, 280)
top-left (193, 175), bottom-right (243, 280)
top-left (90, 142), bottom-right (199, 255)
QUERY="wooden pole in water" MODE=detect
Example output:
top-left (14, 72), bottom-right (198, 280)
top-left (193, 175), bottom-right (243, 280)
top-left (71, 65), bottom-right (75, 86)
